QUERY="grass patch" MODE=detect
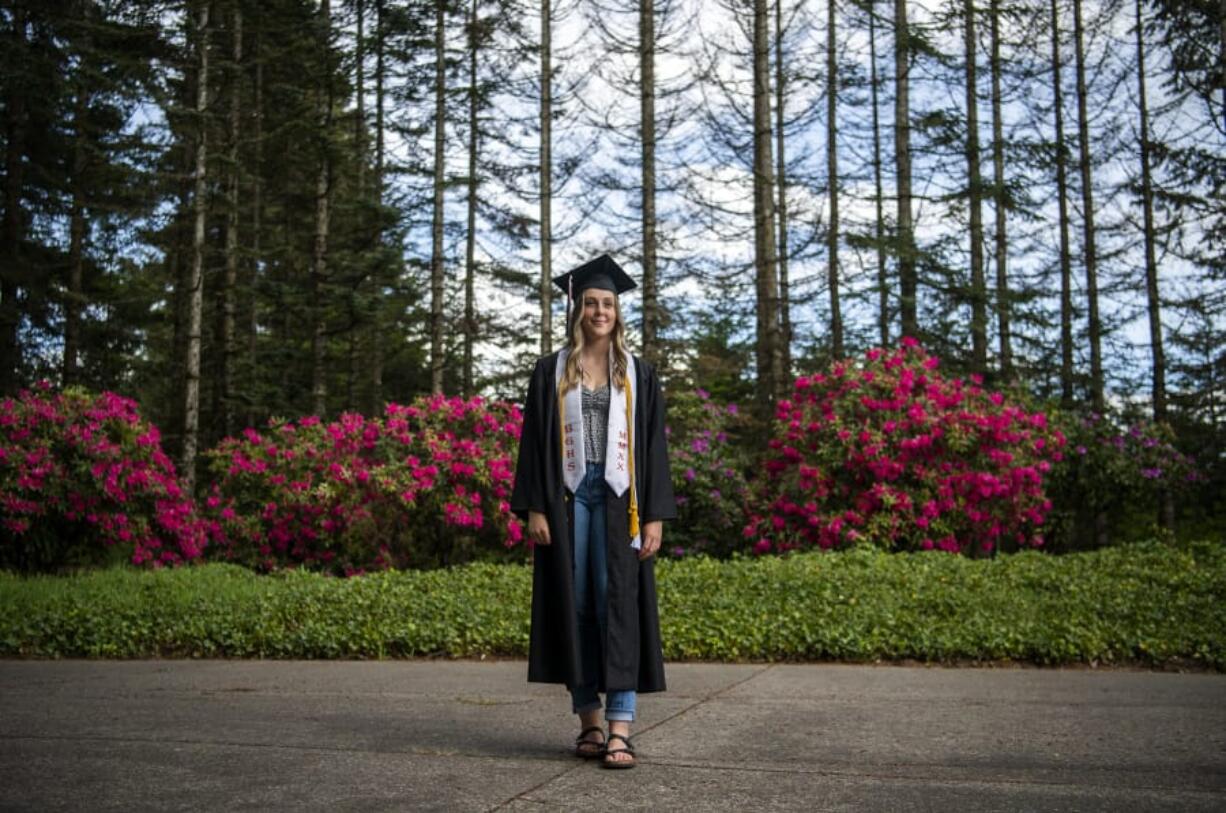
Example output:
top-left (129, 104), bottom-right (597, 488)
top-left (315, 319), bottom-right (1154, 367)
top-left (1, 540), bottom-right (1223, 669)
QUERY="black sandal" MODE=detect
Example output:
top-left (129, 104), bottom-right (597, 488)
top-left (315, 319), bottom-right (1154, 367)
top-left (601, 732), bottom-right (636, 769)
top-left (574, 725), bottom-right (606, 759)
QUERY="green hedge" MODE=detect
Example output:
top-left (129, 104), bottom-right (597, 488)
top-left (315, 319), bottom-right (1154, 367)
top-left (1, 540), bottom-right (1223, 669)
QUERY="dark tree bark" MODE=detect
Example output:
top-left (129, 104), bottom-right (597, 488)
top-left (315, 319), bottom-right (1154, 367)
top-left (181, 1), bottom-right (210, 493)
top-left (221, 2), bottom-right (242, 436)
top-left (355, 0), bottom-right (366, 199)
top-left (350, 0), bottom-right (367, 409)
top-left (430, 0), bottom-right (446, 394)
top-left (65, 68), bottom-right (88, 386)
top-left (1072, 0), bottom-right (1103, 412)
top-left (463, 0), bottom-right (479, 397)
top-left (753, 0), bottom-right (784, 406)
top-left (1134, 0), bottom-right (1164, 423)
top-left (826, 0), bottom-right (843, 358)
top-left (641, 0), bottom-right (660, 366)
top-left (0, 3), bottom-right (28, 395)
top-left (1134, 0), bottom-right (1173, 529)
top-left (773, 0), bottom-right (793, 371)
top-left (247, 13), bottom-right (263, 430)
top-left (371, 0), bottom-right (385, 413)
top-left (964, 0), bottom-right (987, 372)
top-left (894, 0), bottom-right (916, 338)
top-left (1051, 0), bottom-right (1074, 407)
top-left (989, 0), bottom-right (1012, 379)
top-left (869, 0), bottom-right (889, 348)
top-left (539, 0), bottom-right (554, 354)
top-left (310, 0), bottom-right (334, 416)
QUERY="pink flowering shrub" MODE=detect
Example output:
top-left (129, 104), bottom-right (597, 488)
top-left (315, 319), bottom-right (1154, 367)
top-left (664, 389), bottom-right (751, 558)
top-left (0, 383), bottom-right (213, 573)
top-left (202, 394), bottom-right (525, 575)
top-left (744, 340), bottom-right (1067, 556)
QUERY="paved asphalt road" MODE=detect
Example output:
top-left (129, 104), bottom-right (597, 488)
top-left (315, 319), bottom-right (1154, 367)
top-left (1, 659), bottom-right (1223, 811)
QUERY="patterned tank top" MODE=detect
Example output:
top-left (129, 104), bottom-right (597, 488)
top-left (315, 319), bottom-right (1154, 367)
top-left (581, 382), bottom-right (610, 463)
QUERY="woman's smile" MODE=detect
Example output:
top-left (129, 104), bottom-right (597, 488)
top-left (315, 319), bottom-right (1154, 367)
top-left (582, 293), bottom-right (617, 339)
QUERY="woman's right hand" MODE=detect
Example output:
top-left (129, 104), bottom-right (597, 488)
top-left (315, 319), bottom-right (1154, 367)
top-left (528, 511), bottom-right (551, 546)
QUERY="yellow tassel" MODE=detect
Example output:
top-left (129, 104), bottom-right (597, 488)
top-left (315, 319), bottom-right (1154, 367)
top-left (626, 373), bottom-right (640, 539)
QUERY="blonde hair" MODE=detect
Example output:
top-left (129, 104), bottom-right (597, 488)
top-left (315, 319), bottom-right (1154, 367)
top-left (559, 290), bottom-right (630, 394)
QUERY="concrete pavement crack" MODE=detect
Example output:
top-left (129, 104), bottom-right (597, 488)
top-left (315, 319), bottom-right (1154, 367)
top-left (487, 664), bottom-right (776, 811)
top-left (629, 757), bottom-right (1225, 795)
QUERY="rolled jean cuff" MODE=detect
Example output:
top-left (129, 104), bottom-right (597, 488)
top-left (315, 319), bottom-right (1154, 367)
top-left (604, 709), bottom-right (635, 722)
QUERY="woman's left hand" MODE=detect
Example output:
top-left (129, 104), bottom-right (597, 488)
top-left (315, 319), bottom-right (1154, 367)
top-left (639, 520), bottom-right (663, 560)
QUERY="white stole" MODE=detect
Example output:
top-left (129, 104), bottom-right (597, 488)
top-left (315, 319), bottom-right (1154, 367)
top-left (556, 346), bottom-right (640, 549)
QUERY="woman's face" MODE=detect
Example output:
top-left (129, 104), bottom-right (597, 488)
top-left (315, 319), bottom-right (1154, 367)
top-left (580, 288), bottom-right (618, 341)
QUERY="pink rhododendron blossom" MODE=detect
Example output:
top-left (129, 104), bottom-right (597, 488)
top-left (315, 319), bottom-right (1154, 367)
top-left (202, 393), bottom-right (525, 575)
top-left (743, 341), bottom-right (1066, 556)
top-left (0, 387), bottom-right (213, 571)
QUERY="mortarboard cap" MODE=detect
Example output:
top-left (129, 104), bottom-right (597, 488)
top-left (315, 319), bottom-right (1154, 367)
top-left (552, 253), bottom-right (637, 300)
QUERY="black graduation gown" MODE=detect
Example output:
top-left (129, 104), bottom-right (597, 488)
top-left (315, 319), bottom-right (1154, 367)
top-left (510, 350), bottom-right (676, 693)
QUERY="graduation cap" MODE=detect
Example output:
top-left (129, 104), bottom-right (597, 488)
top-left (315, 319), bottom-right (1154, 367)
top-left (552, 253), bottom-right (636, 328)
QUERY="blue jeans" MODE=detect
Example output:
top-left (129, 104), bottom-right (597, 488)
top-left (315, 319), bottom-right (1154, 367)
top-left (570, 461), bottom-right (636, 722)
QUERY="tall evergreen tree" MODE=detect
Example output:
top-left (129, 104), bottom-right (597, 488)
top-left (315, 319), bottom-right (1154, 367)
top-left (180, 0), bottom-right (210, 491)
top-left (1071, 0), bottom-right (1102, 412)
top-left (987, 0), bottom-right (1011, 379)
top-left (894, 0), bottom-right (916, 338)
top-left (1050, 0), bottom-right (1075, 406)
top-left (962, 0), bottom-right (986, 372)
top-left (539, 0), bottom-right (553, 354)
top-left (429, 0), bottom-right (446, 393)
top-left (753, 0), bottom-right (784, 406)
top-left (825, 0), bottom-right (843, 359)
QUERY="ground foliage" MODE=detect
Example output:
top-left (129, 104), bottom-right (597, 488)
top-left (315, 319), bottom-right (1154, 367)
top-left (2, 540), bottom-right (1222, 669)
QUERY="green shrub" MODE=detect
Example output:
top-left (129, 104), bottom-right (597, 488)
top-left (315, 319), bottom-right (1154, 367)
top-left (2, 540), bottom-right (1222, 669)
top-left (1045, 410), bottom-right (1201, 550)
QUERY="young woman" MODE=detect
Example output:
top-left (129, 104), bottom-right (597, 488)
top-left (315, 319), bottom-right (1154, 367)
top-left (510, 253), bottom-right (676, 770)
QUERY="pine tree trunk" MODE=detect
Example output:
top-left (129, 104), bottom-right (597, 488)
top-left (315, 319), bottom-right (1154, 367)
top-left (170, 46), bottom-right (196, 453)
top-left (869, 0), bottom-right (889, 348)
top-left (540, 0), bottom-right (553, 354)
top-left (181, 1), bottom-right (210, 494)
top-left (641, 0), bottom-right (660, 366)
top-left (989, 0), bottom-right (1011, 380)
top-left (464, 0), bottom-right (479, 397)
top-left (351, 0), bottom-right (367, 409)
top-left (430, 0), bottom-right (446, 394)
top-left (1134, 0), bottom-right (1164, 424)
top-left (355, 0), bottom-right (366, 201)
top-left (773, 0), bottom-right (793, 372)
top-left (1072, 0), bottom-right (1102, 413)
top-left (65, 81), bottom-right (88, 386)
top-left (278, 208), bottom-right (291, 403)
top-left (221, 2), bottom-right (242, 437)
top-left (0, 4), bottom-right (28, 395)
top-left (370, 0), bottom-right (385, 413)
top-left (247, 16), bottom-right (263, 429)
top-left (964, 0), bottom-right (987, 372)
top-left (311, 0), bottom-right (333, 416)
top-left (894, 0), bottom-right (916, 338)
top-left (1051, 0), bottom-right (1074, 407)
top-left (753, 0), bottom-right (784, 408)
top-left (1134, 0), bottom-right (1173, 529)
top-left (826, 0), bottom-right (842, 359)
